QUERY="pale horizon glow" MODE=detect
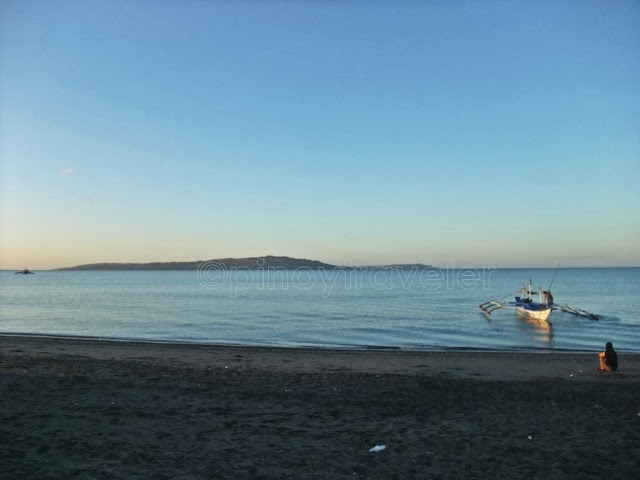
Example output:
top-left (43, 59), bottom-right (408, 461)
top-left (1, 1), bottom-right (639, 270)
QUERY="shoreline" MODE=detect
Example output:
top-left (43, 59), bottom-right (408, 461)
top-left (3, 331), bottom-right (638, 355)
top-left (0, 332), bottom-right (640, 356)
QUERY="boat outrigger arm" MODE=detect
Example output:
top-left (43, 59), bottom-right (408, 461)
top-left (554, 305), bottom-right (599, 321)
top-left (479, 301), bottom-right (503, 315)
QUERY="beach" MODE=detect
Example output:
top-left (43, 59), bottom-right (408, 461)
top-left (1, 336), bottom-right (639, 479)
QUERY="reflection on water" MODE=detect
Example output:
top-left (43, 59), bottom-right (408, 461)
top-left (516, 311), bottom-right (554, 344)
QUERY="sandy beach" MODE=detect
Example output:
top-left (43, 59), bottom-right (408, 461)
top-left (1, 335), bottom-right (639, 479)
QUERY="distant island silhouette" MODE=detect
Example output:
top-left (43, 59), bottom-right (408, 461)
top-left (56, 256), bottom-right (434, 271)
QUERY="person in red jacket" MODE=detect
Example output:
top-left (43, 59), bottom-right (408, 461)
top-left (598, 342), bottom-right (618, 372)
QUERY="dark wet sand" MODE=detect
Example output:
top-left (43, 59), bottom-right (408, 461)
top-left (1, 335), bottom-right (639, 479)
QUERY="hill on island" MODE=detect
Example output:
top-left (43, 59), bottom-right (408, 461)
top-left (56, 256), bottom-right (341, 271)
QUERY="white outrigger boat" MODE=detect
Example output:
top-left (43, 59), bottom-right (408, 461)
top-left (480, 280), bottom-right (553, 321)
top-left (479, 268), bottom-right (598, 323)
top-left (514, 281), bottom-right (553, 321)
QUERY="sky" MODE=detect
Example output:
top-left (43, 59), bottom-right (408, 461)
top-left (1, 0), bottom-right (639, 269)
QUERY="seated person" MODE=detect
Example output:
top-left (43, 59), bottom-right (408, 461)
top-left (598, 342), bottom-right (618, 372)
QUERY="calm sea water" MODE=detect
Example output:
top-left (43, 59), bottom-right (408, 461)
top-left (1, 268), bottom-right (638, 352)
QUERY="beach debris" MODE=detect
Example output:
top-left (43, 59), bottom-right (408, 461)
top-left (369, 445), bottom-right (386, 453)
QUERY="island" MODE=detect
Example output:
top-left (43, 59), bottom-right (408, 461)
top-left (55, 256), bottom-right (435, 271)
top-left (56, 256), bottom-right (342, 271)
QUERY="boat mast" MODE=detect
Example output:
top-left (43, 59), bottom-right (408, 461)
top-left (548, 262), bottom-right (560, 291)
top-left (539, 286), bottom-right (543, 304)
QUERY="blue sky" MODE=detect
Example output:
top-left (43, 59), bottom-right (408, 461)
top-left (1, 0), bottom-right (639, 269)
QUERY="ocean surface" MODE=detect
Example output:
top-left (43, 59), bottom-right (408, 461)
top-left (1, 267), bottom-right (638, 352)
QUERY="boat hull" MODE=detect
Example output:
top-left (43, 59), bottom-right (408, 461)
top-left (516, 306), bottom-right (552, 322)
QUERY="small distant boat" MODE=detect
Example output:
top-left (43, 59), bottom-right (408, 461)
top-left (15, 268), bottom-right (35, 275)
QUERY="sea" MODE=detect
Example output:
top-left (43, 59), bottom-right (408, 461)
top-left (1, 267), bottom-right (638, 352)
